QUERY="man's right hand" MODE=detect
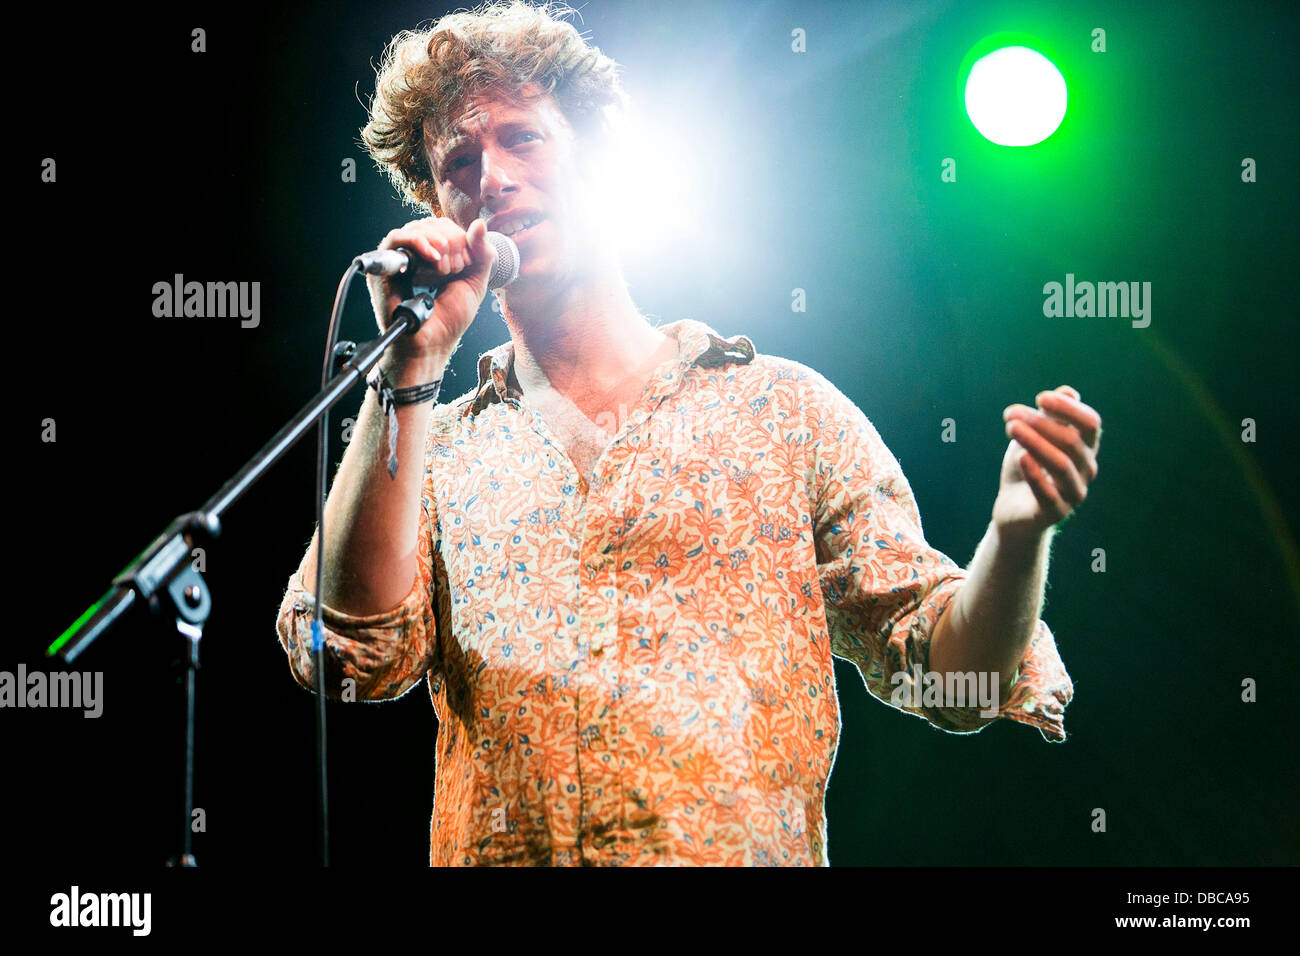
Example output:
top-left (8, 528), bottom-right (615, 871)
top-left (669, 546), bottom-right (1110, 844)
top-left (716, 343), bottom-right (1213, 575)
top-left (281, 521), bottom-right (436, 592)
top-left (367, 215), bottom-right (499, 380)
top-left (302, 215), bottom-right (496, 615)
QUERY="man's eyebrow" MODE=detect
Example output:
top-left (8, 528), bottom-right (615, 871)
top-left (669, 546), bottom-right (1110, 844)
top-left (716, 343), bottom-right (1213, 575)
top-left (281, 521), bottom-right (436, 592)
top-left (436, 132), bottom-right (471, 158)
top-left (435, 116), bottom-right (535, 159)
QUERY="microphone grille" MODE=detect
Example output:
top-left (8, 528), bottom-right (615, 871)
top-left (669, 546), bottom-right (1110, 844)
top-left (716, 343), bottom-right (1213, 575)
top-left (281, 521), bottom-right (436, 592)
top-left (486, 231), bottom-right (520, 290)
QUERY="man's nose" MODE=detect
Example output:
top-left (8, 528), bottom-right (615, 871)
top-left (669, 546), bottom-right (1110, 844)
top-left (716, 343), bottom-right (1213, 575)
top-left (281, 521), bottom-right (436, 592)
top-left (480, 148), bottom-right (519, 205)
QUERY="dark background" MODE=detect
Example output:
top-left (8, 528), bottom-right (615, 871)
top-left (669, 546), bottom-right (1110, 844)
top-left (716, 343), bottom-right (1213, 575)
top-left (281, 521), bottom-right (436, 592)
top-left (11, 0), bottom-right (1297, 874)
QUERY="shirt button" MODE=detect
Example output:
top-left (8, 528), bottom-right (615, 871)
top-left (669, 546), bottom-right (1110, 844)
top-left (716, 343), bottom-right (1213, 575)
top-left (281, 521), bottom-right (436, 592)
top-left (591, 645), bottom-right (603, 656)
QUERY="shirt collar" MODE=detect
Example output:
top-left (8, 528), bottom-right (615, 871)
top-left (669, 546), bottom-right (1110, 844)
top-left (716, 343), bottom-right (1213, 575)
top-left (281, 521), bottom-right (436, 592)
top-left (463, 318), bottom-right (755, 417)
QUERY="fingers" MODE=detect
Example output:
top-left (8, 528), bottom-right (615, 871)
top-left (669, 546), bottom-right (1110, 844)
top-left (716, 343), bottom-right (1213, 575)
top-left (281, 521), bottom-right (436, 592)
top-left (379, 221), bottom-right (442, 261)
top-left (1017, 449), bottom-right (1071, 523)
top-left (1005, 417), bottom-right (1090, 505)
top-left (465, 218), bottom-right (498, 279)
top-left (378, 216), bottom-right (483, 277)
top-left (1003, 402), bottom-right (1099, 485)
top-left (463, 219), bottom-right (485, 274)
top-left (1038, 386), bottom-right (1102, 449)
top-left (1002, 383), bottom-right (1103, 509)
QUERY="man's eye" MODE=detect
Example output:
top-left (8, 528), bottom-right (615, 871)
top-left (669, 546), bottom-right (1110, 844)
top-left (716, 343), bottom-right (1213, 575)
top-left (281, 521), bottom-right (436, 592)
top-left (514, 131), bottom-right (539, 144)
top-left (449, 155), bottom-right (475, 171)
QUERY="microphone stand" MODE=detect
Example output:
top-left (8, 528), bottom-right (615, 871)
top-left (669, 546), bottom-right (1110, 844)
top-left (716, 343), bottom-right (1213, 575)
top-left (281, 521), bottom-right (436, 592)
top-left (48, 287), bottom-right (443, 867)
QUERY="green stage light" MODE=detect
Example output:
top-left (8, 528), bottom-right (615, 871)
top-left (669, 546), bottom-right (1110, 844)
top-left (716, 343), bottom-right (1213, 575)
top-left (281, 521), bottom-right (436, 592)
top-left (964, 46), bottom-right (1067, 146)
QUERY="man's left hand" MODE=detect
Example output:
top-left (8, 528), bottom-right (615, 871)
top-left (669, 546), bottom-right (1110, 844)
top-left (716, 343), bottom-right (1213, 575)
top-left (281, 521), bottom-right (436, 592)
top-left (994, 385), bottom-right (1102, 537)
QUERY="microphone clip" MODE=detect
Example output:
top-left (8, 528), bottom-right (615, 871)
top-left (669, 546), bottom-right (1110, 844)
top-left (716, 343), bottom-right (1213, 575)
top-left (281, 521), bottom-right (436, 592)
top-left (391, 286), bottom-right (438, 334)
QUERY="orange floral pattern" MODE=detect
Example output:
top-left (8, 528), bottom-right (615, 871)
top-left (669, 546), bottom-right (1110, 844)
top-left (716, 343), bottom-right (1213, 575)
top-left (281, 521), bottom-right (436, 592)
top-left (276, 319), bottom-right (1073, 865)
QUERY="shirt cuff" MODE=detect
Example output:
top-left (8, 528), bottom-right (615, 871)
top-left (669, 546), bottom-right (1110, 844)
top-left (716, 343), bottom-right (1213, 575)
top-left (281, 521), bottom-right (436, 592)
top-left (284, 570), bottom-right (425, 632)
top-left (907, 581), bottom-right (1074, 742)
top-left (275, 569), bottom-right (432, 700)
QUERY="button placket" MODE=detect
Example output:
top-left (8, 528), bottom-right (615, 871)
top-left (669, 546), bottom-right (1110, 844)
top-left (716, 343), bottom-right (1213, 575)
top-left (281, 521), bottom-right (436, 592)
top-left (573, 454), bottom-right (632, 864)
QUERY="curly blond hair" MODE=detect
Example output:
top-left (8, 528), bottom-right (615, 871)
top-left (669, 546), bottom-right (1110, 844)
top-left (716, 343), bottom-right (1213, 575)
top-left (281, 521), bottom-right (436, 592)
top-left (360, 0), bottom-right (629, 214)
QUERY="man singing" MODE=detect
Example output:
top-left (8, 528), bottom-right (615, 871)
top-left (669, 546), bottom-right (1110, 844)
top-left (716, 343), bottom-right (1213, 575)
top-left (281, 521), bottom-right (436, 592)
top-left (275, 0), bottom-right (1102, 866)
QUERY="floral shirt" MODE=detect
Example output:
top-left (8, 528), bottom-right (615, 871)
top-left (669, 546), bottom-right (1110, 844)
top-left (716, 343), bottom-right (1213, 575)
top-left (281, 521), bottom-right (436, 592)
top-left (275, 318), bottom-right (1073, 866)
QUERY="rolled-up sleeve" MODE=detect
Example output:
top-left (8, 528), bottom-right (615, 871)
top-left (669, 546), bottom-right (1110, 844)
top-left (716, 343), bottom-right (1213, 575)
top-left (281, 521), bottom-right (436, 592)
top-left (807, 372), bottom-right (1072, 742)
top-left (274, 442), bottom-right (441, 702)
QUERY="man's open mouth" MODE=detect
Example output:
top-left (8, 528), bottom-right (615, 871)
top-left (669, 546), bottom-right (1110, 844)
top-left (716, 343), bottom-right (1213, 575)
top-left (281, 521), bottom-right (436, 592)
top-left (497, 215), bottom-right (546, 238)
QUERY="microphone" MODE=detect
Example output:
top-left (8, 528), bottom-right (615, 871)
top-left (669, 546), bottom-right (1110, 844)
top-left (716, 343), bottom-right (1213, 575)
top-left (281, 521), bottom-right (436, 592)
top-left (353, 231), bottom-right (520, 290)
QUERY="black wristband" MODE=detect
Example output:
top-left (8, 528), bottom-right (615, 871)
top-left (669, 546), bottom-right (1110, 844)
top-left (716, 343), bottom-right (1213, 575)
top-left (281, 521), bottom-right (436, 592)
top-left (365, 365), bottom-right (442, 478)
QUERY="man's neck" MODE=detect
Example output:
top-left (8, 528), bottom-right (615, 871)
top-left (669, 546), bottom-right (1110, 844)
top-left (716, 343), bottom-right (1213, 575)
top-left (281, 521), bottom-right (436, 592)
top-left (501, 271), bottom-right (670, 401)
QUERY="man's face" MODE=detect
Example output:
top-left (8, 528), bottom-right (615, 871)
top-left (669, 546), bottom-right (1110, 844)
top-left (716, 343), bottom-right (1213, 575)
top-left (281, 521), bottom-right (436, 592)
top-left (429, 83), bottom-right (598, 286)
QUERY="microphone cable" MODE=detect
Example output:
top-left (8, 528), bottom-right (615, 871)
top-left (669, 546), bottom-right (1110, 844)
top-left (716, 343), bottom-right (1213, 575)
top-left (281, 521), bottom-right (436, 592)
top-left (309, 259), bottom-right (362, 866)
